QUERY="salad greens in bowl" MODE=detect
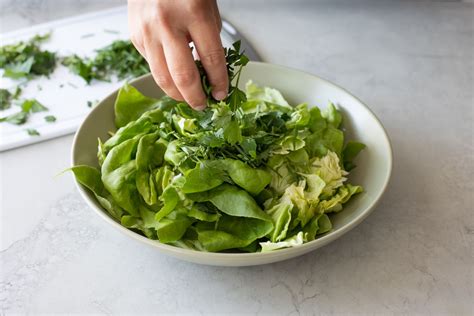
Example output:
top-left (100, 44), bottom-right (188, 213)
top-left (71, 43), bottom-right (392, 266)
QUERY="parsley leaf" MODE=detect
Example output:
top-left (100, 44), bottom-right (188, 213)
top-left (0, 111), bottom-right (29, 124)
top-left (26, 128), bottom-right (40, 136)
top-left (0, 98), bottom-right (48, 125)
top-left (20, 99), bottom-right (48, 113)
top-left (44, 115), bottom-right (56, 122)
top-left (0, 89), bottom-right (12, 110)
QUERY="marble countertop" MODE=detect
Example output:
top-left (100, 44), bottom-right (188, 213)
top-left (1, 0), bottom-right (472, 314)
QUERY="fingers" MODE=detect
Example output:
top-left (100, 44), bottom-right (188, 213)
top-left (210, 0), bottom-right (222, 31)
top-left (162, 32), bottom-right (207, 110)
top-left (128, 3), bottom-right (147, 60)
top-left (128, 0), bottom-right (225, 110)
top-left (143, 39), bottom-right (184, 101)
top-left (190, 21), bottom-right (228, 101)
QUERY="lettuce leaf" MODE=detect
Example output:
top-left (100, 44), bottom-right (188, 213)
top-left (245, 80), bottom-right (291, 109)
top-left (101, 137), bottom-right (141, 216)
top-left (343, 141), bottom-right (366, 171)
top-left (317, 184), bottom-right (363, 213)
top-left (311, 151), bottom-right (348, 197)
top-left (114, 83), bottom-right (161, 127)
top-left (260, 231), bottom-right (305, 252)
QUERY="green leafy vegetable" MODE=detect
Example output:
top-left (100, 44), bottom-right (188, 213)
top-left (0, 89), bottom-right (11, 110)
top-left (26, 128), bottom-right (40, 136)
top-left (62, 40), bottom-right (149, 84)
top-left (70, 42), bottom-right (365, 252)
top-left (343, 141), bottom-right (366, 171)
top-left (70, 165), bottom-right (123, 220)
top-left (0, 111), bottom-right (28, 124)
top-left (0, 33), bottom-right (56, 79)
top-left (0, 86), bottom-right (22, 110)
top-left (260, 231), bottom-right (304, 252)
top-left (44, 115), bottom-right (56, 122)
top-left (114, 83), bottom-right (161, 127)
top-left (0, 98), bottom-right (48, 125)
top-left (20, 99), bottom-right (48, 113)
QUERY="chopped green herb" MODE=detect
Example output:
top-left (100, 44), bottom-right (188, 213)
top-left (0, 98), bottom-right (48, 125)
top-left (0, 86), bottom-right (23, 110)
top-left (87, 99), bottom-right (99, 108)
top-left (62, 40), bottom-right (149, 84)
top-left (26, 128), bottom-right (40, 136)
top-left (80, 33), bottom-right (95, 39)
top-left (103, 29), bottom-right (120, 34)
top-left (0, 89), bottom-right (12, 110)
top-left (44, 115), bottom-right (56, 122)
top-left (20, 99), bottom-right (48, 113)
top-left (0, 111), bottom-right (28, 124)
top-left (12, 86), bottom-right (22, 99)
top-left (0, 33), bottom-right (56, 79)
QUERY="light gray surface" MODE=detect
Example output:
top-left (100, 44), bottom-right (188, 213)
top-left (1, 0), bottom-right (473, 314)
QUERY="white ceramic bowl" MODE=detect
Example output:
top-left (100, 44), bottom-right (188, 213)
top-left (72, 62), bottom-right (392, 266)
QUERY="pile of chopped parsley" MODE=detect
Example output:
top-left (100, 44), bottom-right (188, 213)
top-left (0, 32), bottom-right (150, 135)
top-left (0, 33), bottom-right (57, 79)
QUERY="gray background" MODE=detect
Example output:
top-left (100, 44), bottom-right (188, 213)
top-left (1, 0), bottom-right (473, 314)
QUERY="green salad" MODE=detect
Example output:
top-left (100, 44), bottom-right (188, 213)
top-left (71, 42), bottom-right (365, 253)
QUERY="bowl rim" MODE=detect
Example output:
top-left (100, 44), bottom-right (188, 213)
top-left (71, 61), bottom-right (393, 260)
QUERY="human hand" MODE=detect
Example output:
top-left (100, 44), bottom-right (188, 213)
top-left (128, 0), bottom-right (228, 110)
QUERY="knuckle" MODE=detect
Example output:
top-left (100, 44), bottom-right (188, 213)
top-left (140, 24), bottom-right (152, 38)
top-left (152, 72), bottom-right (173, 89)
top-left (156, 20), bottom-right (173, 36)
top-left (150, 3), bottom-right (167, 20)
top-left (186, 0), bottom-right (206, 13)
top-left (172, 70), bottom-right (197, 87)
top-left (186, 1), bottom-right (210, 21)
top-left (155, 76), bottom-right (173, 89)
top-left (200, 49), bottom-right (224, 67)
top-left (151, 6), bottom-right (172, 29)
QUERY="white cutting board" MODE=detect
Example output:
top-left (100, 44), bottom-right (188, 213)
top-left (0, 6), bottom-right (234, 152)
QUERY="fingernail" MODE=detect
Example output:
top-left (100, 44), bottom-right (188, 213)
top-left (194, 104), bottom-right (206, 111)
top-left (213, 90), bottom-right (227, 101)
